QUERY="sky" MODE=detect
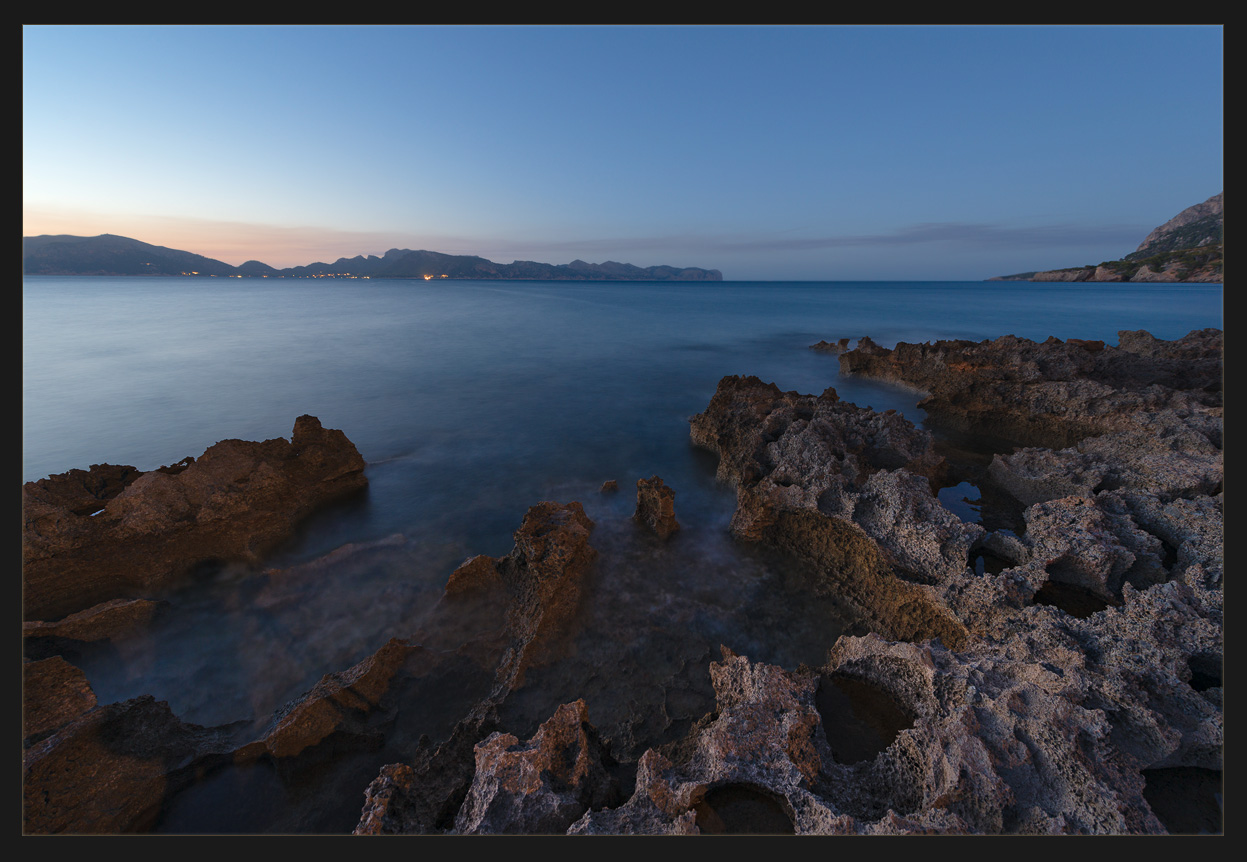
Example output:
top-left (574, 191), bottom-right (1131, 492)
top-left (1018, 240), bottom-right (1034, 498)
top-left (23, 25), bottom-right (1223, 281)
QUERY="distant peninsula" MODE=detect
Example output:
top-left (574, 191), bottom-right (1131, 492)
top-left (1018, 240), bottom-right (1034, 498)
top-left (990, 192), bottom-right (1223, 283)
top-left (21, 234), bottom-right (724, 282)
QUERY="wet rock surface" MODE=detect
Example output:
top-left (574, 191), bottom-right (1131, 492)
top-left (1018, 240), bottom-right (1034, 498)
top-left (22, 329), bottom-right (1223, 834)
top-left (22, 415), bottom-right (368, 622)
top-left (633, 474), bottom-right (680, 539)
top-left (23, 693), bottom-right (242, 833)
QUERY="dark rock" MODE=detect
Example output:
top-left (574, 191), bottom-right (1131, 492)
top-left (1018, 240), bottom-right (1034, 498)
top-left (810, 338), bottom-right (852, 354)
top-left (23, 695), bottom-right (239, 834)
top-left (242, 638), bottom-right (418, 760)
top-left (23, 598), bottom-right (165, 645)
top-left (23, 657), bottom-right (97, 745)
top-left (634, 475), bottom-right (680, 539)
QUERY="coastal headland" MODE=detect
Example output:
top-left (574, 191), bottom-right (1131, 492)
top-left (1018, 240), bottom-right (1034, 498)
top-left (22, 329), bottom-right (1222, 834)
top-left (991, 193), bottom-right (1222, 284)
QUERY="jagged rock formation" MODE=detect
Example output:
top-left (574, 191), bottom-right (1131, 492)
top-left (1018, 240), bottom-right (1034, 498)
top-left (22, 415), bottom-right (368, 621)
top-left (633, 475), bottom-right (680, 539)
top-left (452, 699), bottom-right (624, 834)
top-left (688, 375), bottom-right (970, 646)
top-left (23, 495), bottom-right (601, 834)
top-left (351, 501), bottom-right (604, 834)
top-left (421, 327), bottom-right (1218, 835)
top-left (810, 337), bottom-right (852, 354)
top-left (21, 329), bottom-right (1223, 834)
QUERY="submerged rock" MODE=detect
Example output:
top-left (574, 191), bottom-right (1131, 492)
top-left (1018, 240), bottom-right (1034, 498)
top-left (23, 598), bottom-right (165, 646)
top-left (23, 695), bottom-right (240, 834)
top-left (241, 637), bottom-right (419, 761)
top-left (22, 415), bottom-right (368, 622)
top-left (354, 501), bottom-right (600, 834)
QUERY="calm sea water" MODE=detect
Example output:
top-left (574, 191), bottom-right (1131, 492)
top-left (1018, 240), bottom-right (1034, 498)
top-left (22, 276), bottom-right (1223, 832)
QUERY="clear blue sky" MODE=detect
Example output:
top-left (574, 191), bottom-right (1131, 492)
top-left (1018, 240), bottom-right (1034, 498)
top-left (23, 25), bottom-right (1223, 280)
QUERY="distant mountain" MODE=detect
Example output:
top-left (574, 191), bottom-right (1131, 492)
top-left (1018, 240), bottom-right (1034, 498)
top-left (22, 234), bottom-right (238, 277)
top-left (22, 234), bottom-right (723, 281)
top-left (991, 193), bottom-right (1223, 283)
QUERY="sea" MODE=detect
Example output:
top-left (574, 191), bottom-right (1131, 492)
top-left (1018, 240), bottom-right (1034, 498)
top-left (21, 276), bottom-right (1224, 832)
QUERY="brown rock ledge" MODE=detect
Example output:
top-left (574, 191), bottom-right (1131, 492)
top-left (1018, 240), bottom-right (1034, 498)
top-left (22, 415), bottom-right (368, 622)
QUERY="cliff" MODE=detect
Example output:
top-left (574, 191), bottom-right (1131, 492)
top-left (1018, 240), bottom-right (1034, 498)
top-left (992, 193), bottom-right (1223, 283)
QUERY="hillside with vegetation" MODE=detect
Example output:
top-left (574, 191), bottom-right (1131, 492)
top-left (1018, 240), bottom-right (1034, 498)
top-left (993, 193), bottom-right (1222, 283)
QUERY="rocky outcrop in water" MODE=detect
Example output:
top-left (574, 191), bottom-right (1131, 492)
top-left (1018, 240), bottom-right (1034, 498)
top-left (404, 327), bottom-right (1221, 835)
top-left (838, 329), bottom-right (1222, 452)
top-left (22, 415), bottom-right (368, 622)
top-left (23, 691), bottom-right (242, 833)
top-left (472, 500), bottom-right (599, 691)
top-left (21, 328), bottom-right (1223, 834)
top-left (688, 375), bottom-right (971, 646)
top-left (352, 501), bottom-right (603, 834)
top-left (23, 494), bottom-right (601, 834)
top-left (634, 475), bottom-right (680, 539)
top-left (663, 328), bottom-right (1219, 833)
top-left (810, 337), bottom-right (852, 354)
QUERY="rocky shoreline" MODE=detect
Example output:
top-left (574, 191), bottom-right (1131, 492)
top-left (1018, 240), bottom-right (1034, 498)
top-left (22, 330), bottom-right (1222, 834)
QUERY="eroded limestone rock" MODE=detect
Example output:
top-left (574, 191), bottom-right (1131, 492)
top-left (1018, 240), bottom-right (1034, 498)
top-left (453, 699), bottom-right (621, 834)
top-left (689, 375), bottom-right (972, 647)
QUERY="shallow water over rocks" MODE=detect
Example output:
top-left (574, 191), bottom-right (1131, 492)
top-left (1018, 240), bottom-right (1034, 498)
top-left (23, 278), bottom-right (1222, 833)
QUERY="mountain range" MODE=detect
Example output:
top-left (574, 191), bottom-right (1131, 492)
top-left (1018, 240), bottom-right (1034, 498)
top-left (21, 234), bottom-right (724, 282)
